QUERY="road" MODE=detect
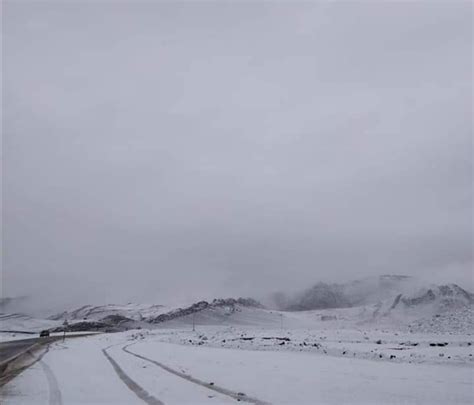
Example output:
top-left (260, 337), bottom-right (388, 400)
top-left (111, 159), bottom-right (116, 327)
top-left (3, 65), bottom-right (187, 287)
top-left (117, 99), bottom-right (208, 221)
top-left (0, 337), bottom-right (55, 365)
top-left (0, 334), bottom-right (98, 375)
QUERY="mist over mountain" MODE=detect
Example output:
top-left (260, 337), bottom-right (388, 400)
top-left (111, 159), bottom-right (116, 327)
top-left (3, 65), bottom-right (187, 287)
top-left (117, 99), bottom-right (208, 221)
top-left (1, 273), bottom-right (472, 338)
top-left (39, 275), bottom-right (474, 331)
top-left (1, 3), bottom-right (472, 403)
top-left (3, 1), bottom-right (472, 318)
top-left (270, 275), bottom-right (473, 312)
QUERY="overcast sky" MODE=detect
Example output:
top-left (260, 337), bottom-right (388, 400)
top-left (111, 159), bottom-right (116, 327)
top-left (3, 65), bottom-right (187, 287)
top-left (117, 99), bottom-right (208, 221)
top-left (2, 1), bottom-right (472, 314)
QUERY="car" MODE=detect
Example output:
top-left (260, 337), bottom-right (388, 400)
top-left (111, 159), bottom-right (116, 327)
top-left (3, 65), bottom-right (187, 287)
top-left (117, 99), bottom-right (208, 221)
top-left (39, 330), bottom-right (50, 337)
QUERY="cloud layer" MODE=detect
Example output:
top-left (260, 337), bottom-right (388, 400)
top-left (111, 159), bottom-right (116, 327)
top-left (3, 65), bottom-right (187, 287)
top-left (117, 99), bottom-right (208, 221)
top-left (3, 2), bottom-right (472, 314)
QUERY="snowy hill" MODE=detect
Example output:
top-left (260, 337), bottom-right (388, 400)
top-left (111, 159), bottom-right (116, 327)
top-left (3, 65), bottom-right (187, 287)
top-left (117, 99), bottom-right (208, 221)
top-left (374, 283), bottom-right (474, 333)
top-left (369, 283), bottom-right (473, 317)
top-left (273, 275), bottom-right (457, 311)
top-left (397, 284), bottom-right (473, 310)
top-left (4, 281), bottom-right (472, 335)
top-left (266, 277), bottom-right (473, 334)
top-left (45, 298), bottom-right (266, 332)
top-left (49, 303), bottom-right (169, 322)
top-left (0, 313), bottom-right (60, 333)
top-left (148, 298), bottom-right (263, 324)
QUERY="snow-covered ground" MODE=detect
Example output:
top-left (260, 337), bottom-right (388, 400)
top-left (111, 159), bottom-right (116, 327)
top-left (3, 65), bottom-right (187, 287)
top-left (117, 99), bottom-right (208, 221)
top-left (1, 324), bottom-right (473, 404)
top-left (151, 326), bottom-right (474, 367)
top-left (1, 291), bottom-right (473, 404)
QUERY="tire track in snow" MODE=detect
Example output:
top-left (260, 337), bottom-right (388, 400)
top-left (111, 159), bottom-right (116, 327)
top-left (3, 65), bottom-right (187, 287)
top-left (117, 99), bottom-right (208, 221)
top-left (38, 359), bottom-right (63, 405)
top-left (102, 346), bottom-right (164, 405)
top-left (122, 343), bottom-right (271, 405)
top-left (1, 344), bottom-right (63, 405)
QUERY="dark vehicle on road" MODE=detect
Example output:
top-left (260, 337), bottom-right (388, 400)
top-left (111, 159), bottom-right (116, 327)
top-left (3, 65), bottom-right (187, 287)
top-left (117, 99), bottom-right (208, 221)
top-left (39, 330), bottom-right (50, 337)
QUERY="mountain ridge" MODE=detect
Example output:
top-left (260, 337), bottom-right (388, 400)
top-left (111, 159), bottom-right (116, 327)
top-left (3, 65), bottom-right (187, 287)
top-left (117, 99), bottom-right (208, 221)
top-left (271, 275), bottom-right (473, 312)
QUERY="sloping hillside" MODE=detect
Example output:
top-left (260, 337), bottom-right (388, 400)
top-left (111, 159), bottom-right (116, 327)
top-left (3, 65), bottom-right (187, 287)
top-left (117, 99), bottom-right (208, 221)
top-left (277, 275), bottom-right (419, 311)
top-left (0, 313), bottom-right (60, 333)
top-left (49, 303), bottom-right (169, 322)
top-left (378, 284), bottom-right (474, 333)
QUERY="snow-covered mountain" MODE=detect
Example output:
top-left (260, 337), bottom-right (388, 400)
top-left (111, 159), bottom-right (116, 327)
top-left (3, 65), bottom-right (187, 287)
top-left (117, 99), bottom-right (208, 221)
top-left (46, 298), bottom-right (265, 332)
top-left (148, 298), bottom-right (264, 324)
top-left (3, 277), bottom-right (472, 336)
top-left (50, 298), bottom-right (263, 324)
top-left (365, 283), bottom-right (474, 334)
top-left (49, 303), bottom-right (169, 322)
top-left (266, 276), bottom-right (473, 333)
top-left (0, 313), bottom-right (60, 333)
top-left (395, 283), bottom-right (473, 310)
top-left (273, 275), bottom-right (448, 311)
top-left (368, 282), bottom-right (473, 316)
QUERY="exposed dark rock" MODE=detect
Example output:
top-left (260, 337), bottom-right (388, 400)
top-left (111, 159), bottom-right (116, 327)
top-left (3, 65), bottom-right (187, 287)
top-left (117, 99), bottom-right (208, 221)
top-left (321, 315), bottom-right (337, 321)
top-left (50, 321), bottom-right (109, 332)
top-left (149, 301), bottom-right (210, 324)
top-left (211, 298), bottom-right (264, 308)
top-left (262, 337), bottom-right (291, 341)
top-left (286, 282), bottom-right (350, 311)
top-left (49, 312), bottom-right (136, 333)
top-left (402, 290), bottom-right (436, 306)
top-left (148, 297), bottom-right (263, 324)
top-left (389, 294), bottom-right (403, 310)
top-left (100, 314), bottom-right (134, 325)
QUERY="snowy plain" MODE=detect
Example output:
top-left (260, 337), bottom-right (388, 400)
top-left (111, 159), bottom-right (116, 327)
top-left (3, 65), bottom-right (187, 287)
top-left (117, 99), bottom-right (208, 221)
top-left (1, 308), bottom-right (473, 405)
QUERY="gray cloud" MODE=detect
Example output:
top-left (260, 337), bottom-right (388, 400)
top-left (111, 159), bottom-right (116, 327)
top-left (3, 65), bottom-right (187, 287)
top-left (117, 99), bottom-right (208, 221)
top-left (2, 1), bottom-right (472, 315)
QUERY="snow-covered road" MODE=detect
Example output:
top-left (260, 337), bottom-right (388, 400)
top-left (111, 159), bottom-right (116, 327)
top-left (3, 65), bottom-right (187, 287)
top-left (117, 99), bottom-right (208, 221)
top-left (1, 331), bottom-right (472, 404)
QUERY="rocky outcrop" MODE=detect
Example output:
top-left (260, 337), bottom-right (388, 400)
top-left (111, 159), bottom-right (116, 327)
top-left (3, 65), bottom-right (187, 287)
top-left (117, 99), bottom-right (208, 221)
top-left (148, 298), bottom-right (263, 324)
top-left (149, 301), bottom-right (210, 324)
top-left (400, 284), bottom-right (473, 310)
top-left (211, 298), bottom-right (264, 308)
top-left (272, 275), bottom-right (417, 311)
top-left (49, 313), bottom-right (136, 333)
top-left (273, 276), bottom-right (473, 313)
top-left (49, 303), bottom-right (166, 322)
top-left (286, 282), bottom-right (350, 311)
top-left (401, 289), bottom-right (436, 306)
